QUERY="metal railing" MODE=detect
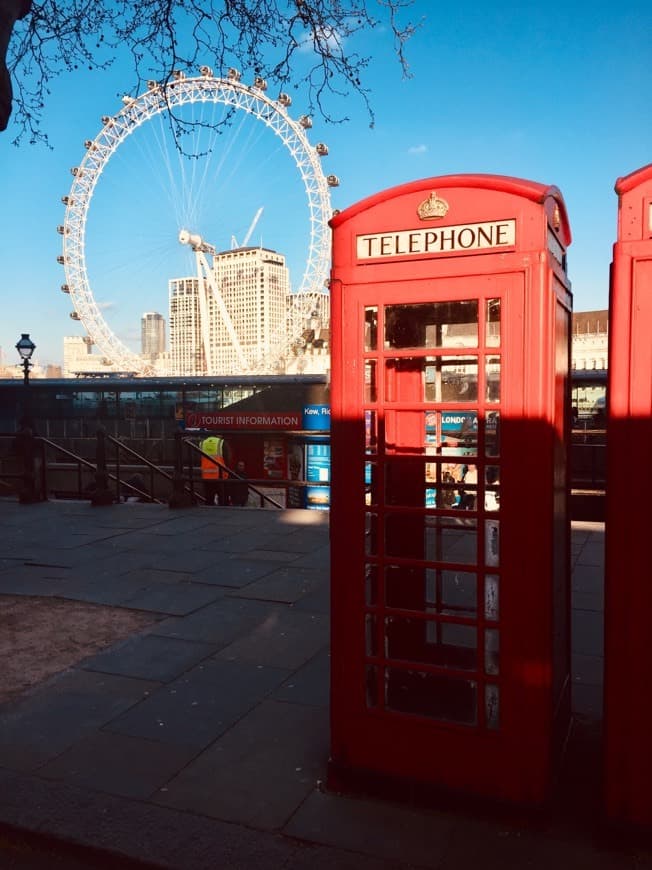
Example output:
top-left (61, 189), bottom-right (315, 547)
top-left (0, 429), bottom-right (310, 510)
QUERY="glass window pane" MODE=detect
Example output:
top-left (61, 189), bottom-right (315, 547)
top-left (486, 298), bottom-right (501, 347)
top-left (485, 411), bottom-right (500, 457)
top-left (484, 574), bottom-right (500, 620)
top-left (365, 462), bottom-right (378, 506)
top-left (484, 628), bottom-right (500, 675)
top-left (365, 512), bottom-right (378, 556)
top-left (364, 360), bottom-right (377, 402)
top-left (440, 411), bottom-right (478, 455)
top-left (486, 357), bottom-right (500, 403)
top-left (485, 519), bottom-right (500, 567)
top-left (366, 666), bottom-right (378, 708)
top-left (385, 668), bottom-right (478, 725)
top-left (385, 515), bottom-right (478, 565)
top-left (385, 616), bottom-right (477, 670)
top-left (485, 465), bottom-right (500, 511)
top-left (365, 614), bottom-right (378, 656)
top-left (385, 566), bottom-right (477, 617)
top-left (485, 683), bottom-right (500, 729)
top-left (365, 410), bottom-right (377, 454)
top-left (425, 357), bottom-right (479, 403)
top-left (385, 301), bottom-right (479, 350)
top-left (365, 563), bottom-right (378, 605)
top-left (385, 457), bottom-right (427, 506)
top-left (364, 306), bottom-right (378, 351)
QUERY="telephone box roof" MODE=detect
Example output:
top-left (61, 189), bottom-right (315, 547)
top-left (331, 173), bottom-right (571, 245)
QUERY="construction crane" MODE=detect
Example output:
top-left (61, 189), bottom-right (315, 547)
top-left (231, 207), bottom-right (264, 249)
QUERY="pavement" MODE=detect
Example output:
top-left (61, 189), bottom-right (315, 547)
top-left (0, 498), bottom-right (643, 869)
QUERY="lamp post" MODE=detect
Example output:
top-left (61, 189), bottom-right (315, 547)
top-left (15, 334), bottom-right (39, 503)
top-left (15, 333), bottom-right (36, 387)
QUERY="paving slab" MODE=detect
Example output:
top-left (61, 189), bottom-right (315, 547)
top-left (0, 670), bottom-right (159, 771)
top-left (81, 634), bottom-right (219, 682)
top-left (37, 730), bottom-right (199, 800)
top-left (152, 596), bottom-right (283, 645)
top-left (273, 648), bottom-right (330, 708)
top-left (193, 556), bottom-right (278, 587)
top-left (215, 608), bottom-right (329, 671)
top-left (120, 578), bottom-right (226, 614)
top-left (106, 658), bottom-right (289, 750)
top-left (285, 788), bottom-right (454, 868)
top-left (235, 564), bottom-right (329, 604)
top-left (155, 699), bottom-right (329, 830)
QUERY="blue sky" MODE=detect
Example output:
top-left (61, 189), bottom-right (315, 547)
top-left (1, 0), bottom-right (651, 369)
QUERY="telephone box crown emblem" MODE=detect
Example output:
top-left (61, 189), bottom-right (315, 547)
top-left (417, 191), bottom-right (449, 220)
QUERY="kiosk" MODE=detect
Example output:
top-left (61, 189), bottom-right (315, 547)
top-left (329, 174), bottom-right (572, 805)
top-left (604, 163), bottom-right (652, 827)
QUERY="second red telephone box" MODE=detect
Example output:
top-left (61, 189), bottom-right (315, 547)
top-left (329, 174), bottom-right (572, 805)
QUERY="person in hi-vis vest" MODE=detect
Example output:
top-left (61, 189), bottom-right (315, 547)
top-left (200, 435), bottom-right (230, 505)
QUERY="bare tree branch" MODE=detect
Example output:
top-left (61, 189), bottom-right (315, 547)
top-left (3, 0), bottom-right (419, 145)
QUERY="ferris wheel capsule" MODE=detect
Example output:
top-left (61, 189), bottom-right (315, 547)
top-left (277, 93), bottom-right (292, 107)
top-left (61, 284), bottom-right (70, 294)
top-left (315, 143), bottom-right (328, 156)
top-left (70, 311), bottom-right (80, 320)
top-left (101, 116), bottom-right (113, 127)
top-left (227, 68), bottom-right (241, 82)
top-left (327, 174), bottom-right (340, 187)
top-left (253, 77), bottom-right (267, 91)
top-left (146, 80), bottom-right (159, 91)
top-left (299, 115), bottom-right (312, 129)
top-left (172, 70), bottom-right (186, 81)
top-left (199, 66), bottom-right (213, 77)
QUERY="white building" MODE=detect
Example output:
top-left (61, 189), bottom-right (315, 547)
top-left (168, 246), bottom-right (289, 376)
top-left (210, 246), bottom-right (289, 374)
top-left (62, 336), bottom-right (123, 377)
top-left (571, 309), bottom-right (608, 371)
top-left (141, 312), bottom-right (166, 362)
top-left (168, 278), bottom-right (205, 376)
top-left (62, 336), bottom-right (92, 377)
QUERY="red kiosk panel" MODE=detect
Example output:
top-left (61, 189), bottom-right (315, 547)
top-left (604, 163), bottom-right (652, 827)
top-left (329, 175), bottom-right (572, 805)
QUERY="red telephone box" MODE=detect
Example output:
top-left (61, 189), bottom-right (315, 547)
top-left (329, 174), bottom-right (572, 805)
top-left (604, 164), bottom-right (652, 827)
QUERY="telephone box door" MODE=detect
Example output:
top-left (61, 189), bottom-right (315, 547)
top-left (329, 175), bottom-right (572, 806)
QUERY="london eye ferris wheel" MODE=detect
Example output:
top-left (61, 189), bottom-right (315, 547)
top-left (58, 67), bottom-right (339, 376)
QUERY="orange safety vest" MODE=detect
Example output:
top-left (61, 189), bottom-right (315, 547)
top-left (200, 436), bottom-right (227, 479)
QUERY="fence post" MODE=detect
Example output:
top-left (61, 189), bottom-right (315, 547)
top-left (168, 431), bottom-right (193, 508)
top-left (91, 427), bottom-right (114, 506)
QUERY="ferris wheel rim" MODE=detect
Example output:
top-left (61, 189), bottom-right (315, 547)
top-left (61, 72), bottom-right (334, 375)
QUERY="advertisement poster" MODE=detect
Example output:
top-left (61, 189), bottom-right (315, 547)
top-left (263, 439), bottom-right (285, 479)
top-left (305, 444), bottom-right (331, 510)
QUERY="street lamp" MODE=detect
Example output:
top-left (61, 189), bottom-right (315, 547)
top-left (14, 334), bottom-right (39, 503)
top-left (15, 333), bottom-right (36, 386)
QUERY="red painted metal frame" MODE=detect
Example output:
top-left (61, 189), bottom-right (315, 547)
top-left (604, 163), bottom-right (652, 827)
top-left (329, 174), bottom-right (572, 805)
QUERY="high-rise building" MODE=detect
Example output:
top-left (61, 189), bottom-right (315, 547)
top-left (168, 246), bottom-right (289, 376)
top-left (168, 278), bottom-right (205, 376)
top-left (141, 312), bottom-right (165, 361)
top-left (209, 246), bottom-right (289, 373)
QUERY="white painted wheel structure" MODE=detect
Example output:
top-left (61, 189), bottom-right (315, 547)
top-left (58, 69), bottom-right (338, 375)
